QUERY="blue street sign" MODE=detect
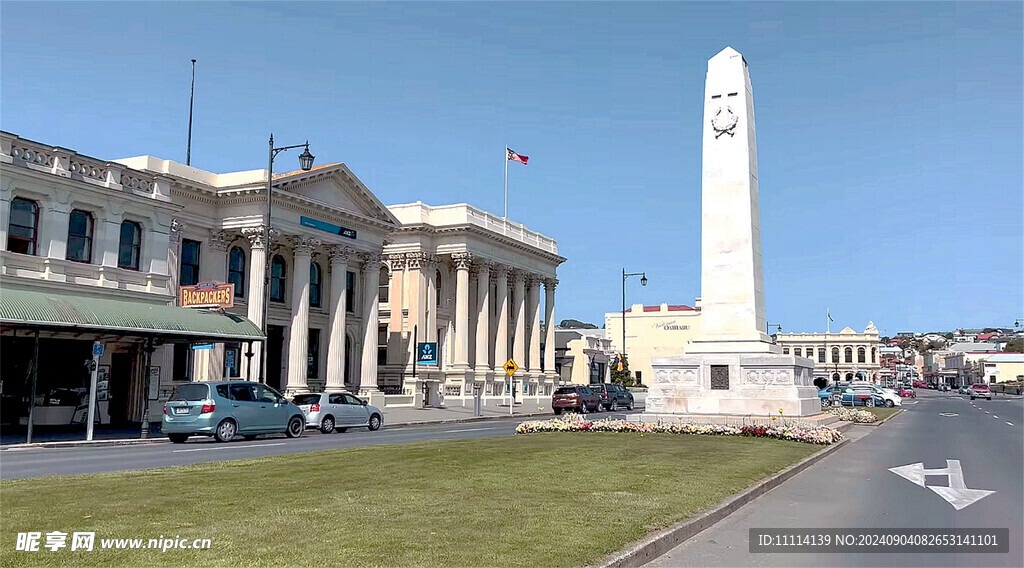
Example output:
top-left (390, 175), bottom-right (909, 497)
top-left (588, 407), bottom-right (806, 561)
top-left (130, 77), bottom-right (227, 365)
top-left (417, 342), bottom-right (438, 365)
top-left (300, 216), bottom-right (357, 240)
top-left (192, 342), bottom-right (213, 351)
top-left (92, 342), bottom-right (104, 358)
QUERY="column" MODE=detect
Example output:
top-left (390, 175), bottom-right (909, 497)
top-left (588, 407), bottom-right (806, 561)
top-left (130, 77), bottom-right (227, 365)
top-left (528, 276), bottom-right (542, 375)
top-left (285, 236), bottom-right (319, 394)
top-left (358, 253), bottom-right (382, 394)
top-left (512, 270), bottom-right (526, 367)
top-left (404, 252), bottom-right (426, 367)
top-left (386, 253), bottom-right (405, 365)
top-left (474, 261), bottom-right (491, 374)
top-left (493, 265), bottom-right (509, 370)
top-left (241, 226), bottom-right (268, 381)
top-left (199, 230), bottom-right (232, 382)
top-left (325, 246), bottom-right (351, 389)
top-left (426, 256), bottom-right (438, 342)
top-left (544, 278), bottom-right (557, 377)
top-left (452, 252), bottom-right (472, 371)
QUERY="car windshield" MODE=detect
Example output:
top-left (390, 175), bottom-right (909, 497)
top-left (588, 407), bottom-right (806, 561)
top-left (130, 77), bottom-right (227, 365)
top-left (293, 394), bottom-right (321, 405)
top-left (169, 384), bottom-right (209, 402)
top-left (973, 384), bottom-right (988, 389)
top-left (555, 387), bottom-right (577, 395)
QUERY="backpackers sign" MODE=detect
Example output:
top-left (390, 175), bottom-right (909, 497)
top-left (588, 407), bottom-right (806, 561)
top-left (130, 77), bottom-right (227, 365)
top-left (180, 281), bottom-right (235, 309)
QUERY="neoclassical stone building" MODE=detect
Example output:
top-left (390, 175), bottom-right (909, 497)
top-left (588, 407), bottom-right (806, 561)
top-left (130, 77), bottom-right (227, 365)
top-left (1, 130), bottom-right (562, 432)
top-left (776, 322), bottom-right (882, 383)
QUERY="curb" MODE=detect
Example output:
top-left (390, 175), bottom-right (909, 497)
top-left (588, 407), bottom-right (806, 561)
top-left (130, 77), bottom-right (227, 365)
top-left (860, 408), bottom-right (904, 427)
top-left (593, 436), bottom-right (851, 568)
top-left (0, 410), bottom-right (560, 451)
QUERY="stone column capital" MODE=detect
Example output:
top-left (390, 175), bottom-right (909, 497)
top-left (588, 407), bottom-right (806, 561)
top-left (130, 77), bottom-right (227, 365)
top-left (470, 258), bottom-right (491, 277)
top-left (451, 251), bottom-right (473, 271)
top-left (170, 218), bottom-right (186, 244)
top-left (544, 278), bottom-right (559, 291)
top-left (290, 236), bottom-right (321, 256)
top-left (241, 226), bottom-right (278, 250)
top-left (358, 252), bottom-right (384, 270)
top-left (404, 251), bottom-right (426, 270)
top-left (327, 245), bottom-right (353, 265)
top-left (208, 230), bottom-right (233, 252)
top-left (386, 252), bottom-right (406, 271)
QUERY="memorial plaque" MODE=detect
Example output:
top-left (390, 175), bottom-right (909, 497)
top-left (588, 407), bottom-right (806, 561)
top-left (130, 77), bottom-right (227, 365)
top-left (711, 365), bottom-right (730, 390)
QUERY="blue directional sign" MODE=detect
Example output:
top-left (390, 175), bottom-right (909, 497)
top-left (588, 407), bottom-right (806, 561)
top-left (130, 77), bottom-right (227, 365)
top-left (417, 342), bottom-right (438, 365)
top-left (300, 216), bottom-right (357, 240)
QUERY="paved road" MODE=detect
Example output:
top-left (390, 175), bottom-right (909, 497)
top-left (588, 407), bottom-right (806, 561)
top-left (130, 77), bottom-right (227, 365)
top-left (0, 411), bottom-right (635, 480)
top-left (647, 390), bottom-right (1023, 567)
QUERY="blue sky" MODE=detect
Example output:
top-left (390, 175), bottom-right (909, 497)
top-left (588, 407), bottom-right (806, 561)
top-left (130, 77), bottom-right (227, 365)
top-left (2, 2), bottom-right (1021, 335)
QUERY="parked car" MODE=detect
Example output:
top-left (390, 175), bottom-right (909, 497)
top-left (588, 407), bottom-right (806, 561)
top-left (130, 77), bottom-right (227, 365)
top-left (958, 386), bottom-right (972, 395)
top-left (897, 387), bottom-right (916, 398)
top-left (588, 383), bottom-right (635, 411)
top-left (969, 383), bottom-right (992, 400)
top-left (552, 386), bottom-right (602, 414)
top-left (292, 392), bottom-right (383, 433)
top-left (841, 388), bottom-right (886, 407)
top-left (847, 382), bottom-right (902, 407)
top-left (162, 381), bottom-right (306, 443)
top-left (818, 385), bottom-right (846, 407)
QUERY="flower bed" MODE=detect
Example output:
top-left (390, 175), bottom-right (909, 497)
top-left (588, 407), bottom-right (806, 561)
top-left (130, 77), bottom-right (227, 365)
top-left (824, 406), bottom-right (877, 423)
top-left (515, 414), bottom-right (843, 445)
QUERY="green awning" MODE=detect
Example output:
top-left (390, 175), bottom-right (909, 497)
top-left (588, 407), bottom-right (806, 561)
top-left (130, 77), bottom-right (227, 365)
top-left (0, 287), bottom-right (263, 341)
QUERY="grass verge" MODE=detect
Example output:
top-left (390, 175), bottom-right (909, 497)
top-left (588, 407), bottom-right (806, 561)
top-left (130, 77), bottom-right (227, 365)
top-left (1, 434), bottom-right (818, 567)
top-left (862, 406), bottom-right (901, 422)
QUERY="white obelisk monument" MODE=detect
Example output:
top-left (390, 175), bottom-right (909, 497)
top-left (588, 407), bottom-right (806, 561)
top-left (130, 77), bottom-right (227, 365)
top-left (645, 47), bottom-right (819, 416)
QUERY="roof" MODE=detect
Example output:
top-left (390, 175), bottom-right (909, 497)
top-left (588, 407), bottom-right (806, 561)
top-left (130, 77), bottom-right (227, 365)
top-left (0, 287), bottom-right (264, 341)
top-left (626, 305), bottom-right (697, 313)
top-left (976, 333), bottom-right (996, 341)
top-left (984, 353), bottom-right (1024, 363)
top-left (948, 342), bottom-right (999, 352)
top-left (273, 162), bottom-right (342, 179)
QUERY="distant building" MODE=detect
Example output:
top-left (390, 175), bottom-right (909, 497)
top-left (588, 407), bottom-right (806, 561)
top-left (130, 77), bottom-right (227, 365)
top-left (981, 353), bottom-right (1024, 384)
top-left (604, 302), bottom-right (703, 387)
top-left (553, 328), bottom-right (614, 385)
top-left (775, 322), bottom-right (882, 383)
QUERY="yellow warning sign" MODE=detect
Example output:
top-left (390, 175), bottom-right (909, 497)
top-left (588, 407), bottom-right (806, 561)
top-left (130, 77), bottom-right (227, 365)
top-left (504, 359), bottom-right (519, 377)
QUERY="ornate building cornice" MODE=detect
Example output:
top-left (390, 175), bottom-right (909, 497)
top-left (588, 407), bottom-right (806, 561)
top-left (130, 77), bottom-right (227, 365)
top-left (451, 251), bottom-right (473, 271)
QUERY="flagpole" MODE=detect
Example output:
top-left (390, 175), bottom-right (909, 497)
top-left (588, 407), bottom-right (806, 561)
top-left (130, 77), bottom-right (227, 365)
top-left (504, 146), bottom-right (509, 219)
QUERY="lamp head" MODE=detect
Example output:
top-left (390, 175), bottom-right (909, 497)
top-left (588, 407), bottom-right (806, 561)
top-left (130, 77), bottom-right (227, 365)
top-left (298, 143), bottom-right (315, 171)
top-left (640, 274), bottom-right (648, 286)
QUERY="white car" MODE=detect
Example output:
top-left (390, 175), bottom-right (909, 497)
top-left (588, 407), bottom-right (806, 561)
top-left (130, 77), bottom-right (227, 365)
top-left (291, 392), bottom-right (383, 433)
top-left (849, 383), bottom-right (902, 407)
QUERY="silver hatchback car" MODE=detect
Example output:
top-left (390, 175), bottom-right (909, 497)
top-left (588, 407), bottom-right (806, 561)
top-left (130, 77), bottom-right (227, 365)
top-left (292, 391), bottom-right (383, 434)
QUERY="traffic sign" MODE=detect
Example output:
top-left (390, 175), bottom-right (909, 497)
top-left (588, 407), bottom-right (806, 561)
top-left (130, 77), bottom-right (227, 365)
top-left (504, 359), bottom-right (519, 376)
top-left (92, 342), bottom-right (104, 358)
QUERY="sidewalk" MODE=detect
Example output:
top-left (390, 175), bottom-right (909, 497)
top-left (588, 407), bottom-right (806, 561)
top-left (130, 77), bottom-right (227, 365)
top-left (0, 402), bottom-right (558, 450)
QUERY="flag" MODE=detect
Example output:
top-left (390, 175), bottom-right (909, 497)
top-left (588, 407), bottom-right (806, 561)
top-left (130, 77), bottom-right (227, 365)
top-left (507, 147), bottom-right (529, 165)
top-left (827, 310), bottom-right (833, 323)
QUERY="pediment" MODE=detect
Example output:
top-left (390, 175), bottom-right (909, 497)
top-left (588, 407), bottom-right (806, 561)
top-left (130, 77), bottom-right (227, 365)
top-left (275, 164), bottom-right (399, 227)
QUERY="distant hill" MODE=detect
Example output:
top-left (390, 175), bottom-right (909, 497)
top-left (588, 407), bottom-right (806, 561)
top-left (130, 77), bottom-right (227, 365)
top-left (560, 318), bottom-right (598, 329)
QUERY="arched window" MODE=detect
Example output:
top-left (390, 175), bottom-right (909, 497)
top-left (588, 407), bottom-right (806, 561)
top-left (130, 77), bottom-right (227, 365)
top-left (844, 347), bottom-right (853, 363)
top-left (379, 266), bottom-right (390, 303)
top-left (307, 264), bottom-right (319, 309)
top-left (66, 209), bottom-right (94, 263)
top-left (435, 269), bottom-right (443, 307)
top-left (845, 373), bottom-right (854, 381)
top-left (832, 347), bottom-right (840, 363)
top-left (270, 255), bottom-right (286, 302)
top-left (871, 348), bottom-right (877, 363)
top-left (794, 348), bottom-right (802, 357)
top-left (7, 197), bottom-right (39, 255)
top-left (228, 247), bottom-right (246, 298)
top-left (309, 262), bottom-right (322, 307)
top-left (818, 348), bottom-right (826, 363)
top-left (118, 220), bottom-right (142, 270)
top-left (857, 347), bottom-right (866, 363)
top-left (832, 372), bottom-right (840, 381)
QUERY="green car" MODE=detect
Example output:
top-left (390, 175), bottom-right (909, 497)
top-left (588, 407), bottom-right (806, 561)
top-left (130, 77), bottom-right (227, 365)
top-left (162, 381), bottom-right (306, 443)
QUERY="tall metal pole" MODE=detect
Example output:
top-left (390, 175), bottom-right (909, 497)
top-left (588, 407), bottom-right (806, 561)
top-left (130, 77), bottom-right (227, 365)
top-left (261, 134), bottom-right (274, 383)
top-left (26, 331), bottom-right (39, 444)
top-left (621, 268), bottom-right (626, 360)
top-left (503, 147), bottom-right (509, 219)
top-left (186, 59), bottom-right (196, 166)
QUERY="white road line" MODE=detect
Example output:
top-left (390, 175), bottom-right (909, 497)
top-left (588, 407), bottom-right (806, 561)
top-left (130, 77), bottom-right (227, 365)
top-left (993, 416), bottom-right (998, 419)
top-left (1007, 422), bottom-right (1015, 426)
top-left (985, 411), bottom-right (990, 414)
top-left (173, 442), bottom-right (287, 453)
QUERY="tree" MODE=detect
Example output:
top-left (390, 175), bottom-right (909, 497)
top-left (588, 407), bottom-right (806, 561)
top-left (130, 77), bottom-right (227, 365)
top-left (1004, 338), bottom-right (1024, 353)
top-left (559, 318), bottom-right (598, 329)
top-left (610, 353), bottom-right (635, 387)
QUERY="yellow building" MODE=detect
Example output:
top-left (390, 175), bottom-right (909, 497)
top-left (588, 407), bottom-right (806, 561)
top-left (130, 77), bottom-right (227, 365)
top-left (775, 322), bottom-right (882, 383)
top-left (604, 302), bottom-right (703, 386)
top-left (981, 353), bottom-right (1024, 383)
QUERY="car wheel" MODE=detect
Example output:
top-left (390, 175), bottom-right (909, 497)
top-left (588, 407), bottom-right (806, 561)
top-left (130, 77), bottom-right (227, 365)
top-left (885, 400), bottom-right (894, 408)
top-left (368, 414), bottom-right (382, 431)
top-left (320, 416), bottom-right (335, 434)
top-left (243, 435), bottom-right (257, 441)
top-left (578, 404), bottom-right (587, 415)
top-left (168, 434), bottom-right (189, 444)
top-left (214, 419), bottom-right (236, 442)
top-left (554, 408), bottom-right (562, 415)
top-left (626, 400), bottom-right (634, 411)
top-left (866, 399), bottom-right (875, 407)
top-left (286, 416), bottom-right (304, 438)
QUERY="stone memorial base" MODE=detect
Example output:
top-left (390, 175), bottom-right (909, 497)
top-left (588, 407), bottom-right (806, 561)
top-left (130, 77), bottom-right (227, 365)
top-left (645, 352), bottom-right (820, 417)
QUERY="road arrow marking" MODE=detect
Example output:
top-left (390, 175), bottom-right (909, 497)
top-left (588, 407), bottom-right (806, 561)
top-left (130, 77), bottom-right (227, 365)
top-left (888, 460), bottom-right (995, 511)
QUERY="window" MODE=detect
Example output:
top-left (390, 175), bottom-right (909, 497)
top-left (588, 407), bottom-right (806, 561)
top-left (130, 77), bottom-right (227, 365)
top-left (66, 209), bottom-right (94, 263)
top-left (818, 348), bottom-right (826, 363)
top-left (270, 255), bottom-right (286, 302)
top-left (783, 347), bottom-right (790, 355)
top-left (224, 343), bottom-right (241, 378)
top-left (255, 385), bottom-right (284, 403)
top-left (173, 343), bottom-right (192, 381)
top-left (832, 347), bottom-right (840, 363)
top-left (310, 262), bottom-right (322, 308)
top-left (118, 220), bottom-right (142, 270)
top-left (229, 384), bottom-right (255, 401)
top-left (228, 247), bottom-right (246, 298)
top-left (379, 266), bottom-right (390, 303)
top-left (858, 347), bottom-right (866, 363)
top-left (7, 197), bottom-right (39, 255)
top-left (589, 361), bottom-right (606, 384)
top-left (308, 329), bottom-right (320, 379)
top-left (328, 394), bottom-right (344, 405)
top-left (845, 347), bottom-right (853, 363)
top-left (845, 373), bottom-right (854, 381)
top-left (794, 348), bottom-right (802, 357)
top-left (378, 325), bottom-right (388, 365)
top-left (180, 239), bottom-right (201, 286)
top-left (342, 393), bottom-right (362, 405)
top-left (346, 271), bottom-right (356, 313)
top-left (871, 348), bottom-right (877, 363)
top-left (436, 269), bottom-right (442, 307)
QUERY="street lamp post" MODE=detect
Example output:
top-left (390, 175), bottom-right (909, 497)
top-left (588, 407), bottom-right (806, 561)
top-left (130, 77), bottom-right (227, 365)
top-left (766, 322), bottom-right (782, 342)
top-left (260, 134), bottom-right (315, 383)
top-left (621, 269), bottom-right (647, 371)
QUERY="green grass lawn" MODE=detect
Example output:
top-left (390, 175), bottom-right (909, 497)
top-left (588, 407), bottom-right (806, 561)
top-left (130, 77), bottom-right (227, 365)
top-left (1, 434), bottom-right (819, 567)
top-left (862, 406), bottom-right (901, 422)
